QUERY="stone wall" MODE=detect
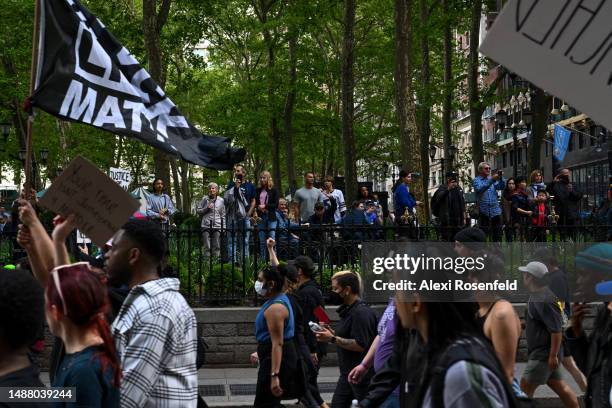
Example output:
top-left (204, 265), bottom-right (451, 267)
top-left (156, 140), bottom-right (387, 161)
top-left (39, 303), bottom-right (597, 370)
top-left (196, 303), bottom-right (597, 367)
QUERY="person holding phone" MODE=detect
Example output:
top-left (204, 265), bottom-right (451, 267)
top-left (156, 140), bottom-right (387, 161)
top-left (472, 162), bottom-right (505, 241)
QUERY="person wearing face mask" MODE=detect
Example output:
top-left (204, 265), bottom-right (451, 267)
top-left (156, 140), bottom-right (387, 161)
top-left (265, 240), bottom-right (327, 408)
top-left (315, 271), bottom-right (378, 408)
top-left (253, 264), bottom-right (301, 407)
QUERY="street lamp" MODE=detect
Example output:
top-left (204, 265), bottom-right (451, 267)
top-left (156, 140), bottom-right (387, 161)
top-left (448, 145), bottom-right (458, 171)
top-left (18, 148), bottom-right (26, 162)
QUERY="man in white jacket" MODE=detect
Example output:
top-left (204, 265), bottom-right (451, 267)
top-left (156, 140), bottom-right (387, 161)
top-left (197, 182), bottom-right (225, 258)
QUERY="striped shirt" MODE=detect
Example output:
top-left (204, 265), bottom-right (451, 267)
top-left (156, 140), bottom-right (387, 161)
top-left (111, 278), bottom-right (198, 408)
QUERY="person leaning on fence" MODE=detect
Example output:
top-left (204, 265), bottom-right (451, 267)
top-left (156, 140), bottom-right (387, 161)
top-left (196, 182), bottom-right (225, 259)
top-left (224, 174), bottom-right (250, 263)
top-left (472, 162), bottom-right (505, 242)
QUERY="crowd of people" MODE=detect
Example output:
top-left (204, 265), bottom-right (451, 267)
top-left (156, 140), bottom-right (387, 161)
top-left (0, 162), bottom-right (610, 408)
top-left (1, 198), bottom-right (610, 407)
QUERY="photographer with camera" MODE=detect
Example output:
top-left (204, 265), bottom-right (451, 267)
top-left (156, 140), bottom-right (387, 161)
top-left (472, 162), bottom-right (505, 242)
top-left (549, 168), bottom-right (583, 240)
top-left (431, 172), bottom-right (466, 241)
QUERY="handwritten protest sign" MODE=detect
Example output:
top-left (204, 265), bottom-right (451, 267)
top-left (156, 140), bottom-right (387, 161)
top-left (109, 167), bottom-right (132, 191)
top-left (39, 156), bottom-right (139, 247)
top-left (480, 0), bottom-right (612, 131)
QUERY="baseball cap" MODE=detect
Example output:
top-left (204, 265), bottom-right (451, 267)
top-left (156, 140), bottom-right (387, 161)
top-left (290, 256), bottom-right (314, 275)
top-left (518, 261), bottom-right (549, 280)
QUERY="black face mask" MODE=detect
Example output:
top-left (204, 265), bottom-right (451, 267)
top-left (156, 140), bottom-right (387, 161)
top-left (327, 291), bottom-right (344, 306)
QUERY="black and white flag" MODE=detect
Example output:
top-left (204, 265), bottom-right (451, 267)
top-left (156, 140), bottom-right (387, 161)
top-left (31, 0), bottom-right (245, 170)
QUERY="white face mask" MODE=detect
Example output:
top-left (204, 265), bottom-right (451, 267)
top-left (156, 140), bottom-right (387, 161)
top-left (254, 280), bottom-right (267, 297)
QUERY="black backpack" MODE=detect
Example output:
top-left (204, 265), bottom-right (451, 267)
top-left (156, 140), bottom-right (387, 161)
top-left (418, 337), bottom-right (536, 408)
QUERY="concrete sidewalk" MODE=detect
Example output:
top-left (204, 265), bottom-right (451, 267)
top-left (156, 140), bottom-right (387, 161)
top-left (41, 363), bottom-right (582, 407)
top-left (196, 363), bottom-right (582, 407)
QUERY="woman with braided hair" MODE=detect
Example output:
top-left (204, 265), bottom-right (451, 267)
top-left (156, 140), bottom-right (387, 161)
top-left (46, 262), bottom-right (121, 407)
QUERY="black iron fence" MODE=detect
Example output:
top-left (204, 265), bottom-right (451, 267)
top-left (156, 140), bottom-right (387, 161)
top-left (0, 221), bottom-right (609, 306)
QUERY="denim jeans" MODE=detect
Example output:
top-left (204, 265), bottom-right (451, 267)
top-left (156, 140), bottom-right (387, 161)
top-left (226, 220), bottom-right (245, 264)
top-left (257, 216), bottom-right (277, 259)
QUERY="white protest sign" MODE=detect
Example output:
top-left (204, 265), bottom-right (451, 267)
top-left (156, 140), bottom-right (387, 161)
top-left (109, 167), bottom-right (132, 191)
top-left (480, 0), bottom-right (612, 131)
top-left (39, 156), bottom-right (139, 247)
top-left (76, 230), bottom-right (91, 244)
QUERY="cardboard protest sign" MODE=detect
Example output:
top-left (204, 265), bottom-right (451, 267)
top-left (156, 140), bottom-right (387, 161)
top-left (109, 167), bottom-right (132, 191)
top-left (480, 0), bottom-right (612, 131)
top-left (39, 156), bottom-right (139, 247)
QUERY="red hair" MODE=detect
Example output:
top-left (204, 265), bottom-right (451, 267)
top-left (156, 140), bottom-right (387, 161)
top-left (46, 264), bottom-right (121, 387)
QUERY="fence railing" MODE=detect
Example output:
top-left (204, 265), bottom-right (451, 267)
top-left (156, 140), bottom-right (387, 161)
top-left (0, 221), bottom-right (610, 306)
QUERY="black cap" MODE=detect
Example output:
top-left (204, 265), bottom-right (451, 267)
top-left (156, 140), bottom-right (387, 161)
top-left (290, 256), bottom-right (315, 276)
top-left (454, 227), bottom-right (486, 243)
top-left (446, 171), bottom-right (459, 181)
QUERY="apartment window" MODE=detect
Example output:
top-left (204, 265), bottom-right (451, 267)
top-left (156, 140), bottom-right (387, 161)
top-left (502, 152), bottom-right (507, 168)
top-left (510, 150), bottom-right (514, 166)
top-left (578, 133), bottom-right (585, 149)
top-left (517, 147), bottom-right (522, 164)
top-left (568, 134), bottom-right (574, 151)
top-left (545, 142), bottom-right (549, 157)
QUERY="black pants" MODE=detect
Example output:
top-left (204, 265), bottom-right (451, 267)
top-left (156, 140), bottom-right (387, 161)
top-left (254, 340), bottom-right (300, 408)
top-left (331, 372), bottom-right (370, 408)
top-left (299, 344), bottom-right (324, 407)
top-left (478, 214), bottom-right (502, 242)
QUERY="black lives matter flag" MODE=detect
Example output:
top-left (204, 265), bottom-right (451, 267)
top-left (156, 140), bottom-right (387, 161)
top-left (31, 0), bottom-right (245, 170)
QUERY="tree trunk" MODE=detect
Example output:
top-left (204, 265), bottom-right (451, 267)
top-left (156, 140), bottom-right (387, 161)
top-left (255, 0), bottom-right (283, 193)
top-left (283, 30), bottom-right (298, 195)
top-left (143, 0), bottom-right (172, 194)
top-left (528, 87), bottom-right (550, 174)
top-left (394, 0), bottom-right (420, 174)
top-left (442, 0), bottom-right (453, 168)
top-left (468, 0), bottom-right (484, 173)
top-left (341, 0), bottom-right (358, 203)
top-left (394, 0), bottom-right (423, 216)
top-left (418, 0), bottom-right (431, 220)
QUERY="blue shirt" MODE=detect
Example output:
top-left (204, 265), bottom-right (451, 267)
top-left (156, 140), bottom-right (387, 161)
top-left (473, 176), bottom-right (505, 218)
top-left (227, 181), bottom-right (256, 204)
top-left (52, 345), bottom-right (119, 408)
top-left (146, 193), bottom-right (176, 223)
top-left (255, 293), bottom-right (295, 343)
top-left (394, 183), bottom-right (416, 214)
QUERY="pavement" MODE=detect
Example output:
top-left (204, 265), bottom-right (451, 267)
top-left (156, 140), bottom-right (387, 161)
top-left (41, 362), bottom-right (581, 407)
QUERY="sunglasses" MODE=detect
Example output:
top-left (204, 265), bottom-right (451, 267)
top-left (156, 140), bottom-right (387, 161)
top-left (51, 262), bottom-right (91, 316)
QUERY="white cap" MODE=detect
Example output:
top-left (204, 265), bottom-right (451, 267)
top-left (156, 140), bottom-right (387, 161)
top-left (518, 261), bottom-right (549, 279)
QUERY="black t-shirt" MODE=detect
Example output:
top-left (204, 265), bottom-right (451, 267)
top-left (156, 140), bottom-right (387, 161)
top-left (0, 364), bottom-right (47, 408)
top-left (335, 300), bottom-right (378, 376)
top-left (525, 288), bottom-right (564, 361)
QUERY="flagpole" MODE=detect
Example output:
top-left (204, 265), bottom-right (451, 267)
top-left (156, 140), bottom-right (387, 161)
top-left (25, 0), bottom-right (41, 198)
